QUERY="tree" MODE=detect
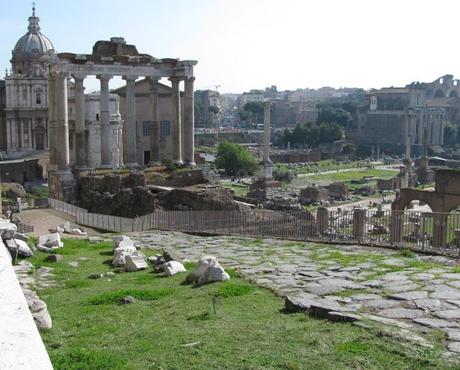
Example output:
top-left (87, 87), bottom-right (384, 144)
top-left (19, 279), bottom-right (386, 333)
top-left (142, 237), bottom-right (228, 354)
top-left (275, 122), bottom-right (344, 148)
top-left (208, 105), bottom-right (219, 114)
top-left (342, 143), bottom-right (357, 157)
top-left (444, 124), bottom-right (458, 147)
top-left (215, 140), bottom-right (258, 176)
top-left (240, 101), bottom-right (264, 123)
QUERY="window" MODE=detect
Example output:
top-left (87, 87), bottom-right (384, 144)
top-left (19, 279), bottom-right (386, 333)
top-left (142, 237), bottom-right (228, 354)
top-left (160, 120), bottom-right (171, 137)
top-left (36, 93), bottom-right (41, 105)
top-left (22, 89), bottom-right (27, 102)
top-left (96, 113), bottom-right (99, 121)
top-left (143, 121), bottom-right (151, 136)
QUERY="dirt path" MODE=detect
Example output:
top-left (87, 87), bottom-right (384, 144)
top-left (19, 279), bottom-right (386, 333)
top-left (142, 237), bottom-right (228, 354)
top-left (16, 208), bottom-right (99, 237)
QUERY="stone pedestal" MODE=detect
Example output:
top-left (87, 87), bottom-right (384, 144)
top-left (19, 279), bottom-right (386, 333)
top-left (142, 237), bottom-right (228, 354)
top-left (260, 162), bottom-right (273, 180)
top-left (48, 171), bottom-right (75, 202)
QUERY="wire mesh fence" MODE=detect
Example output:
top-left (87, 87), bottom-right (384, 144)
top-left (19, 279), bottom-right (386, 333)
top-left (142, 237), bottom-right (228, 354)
top-left (49, 199), bottom-right (460, 255)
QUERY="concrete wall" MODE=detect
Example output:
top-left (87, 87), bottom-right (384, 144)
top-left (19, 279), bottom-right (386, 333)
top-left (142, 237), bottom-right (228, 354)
top-left (0, 235), bottom-right (52, 369)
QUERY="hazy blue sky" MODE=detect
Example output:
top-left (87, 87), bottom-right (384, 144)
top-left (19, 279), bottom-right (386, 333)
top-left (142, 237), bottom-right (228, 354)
top-left (1, 0), bottom-right (459, 93)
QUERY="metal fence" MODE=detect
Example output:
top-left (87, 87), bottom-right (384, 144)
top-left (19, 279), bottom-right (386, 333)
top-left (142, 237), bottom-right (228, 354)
top-left (49, 198), bottom-right (460, 255)
top-left (49, 198), bottom-right (88, 217)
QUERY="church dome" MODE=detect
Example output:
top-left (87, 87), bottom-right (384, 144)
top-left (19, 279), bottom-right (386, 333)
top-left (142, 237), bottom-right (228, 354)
top-left (11, 7), bottom-right (54, 75)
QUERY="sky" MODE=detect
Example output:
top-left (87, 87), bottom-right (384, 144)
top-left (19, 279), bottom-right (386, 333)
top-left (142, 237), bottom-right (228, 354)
top-left (1, 0), bottom-right (460, 93)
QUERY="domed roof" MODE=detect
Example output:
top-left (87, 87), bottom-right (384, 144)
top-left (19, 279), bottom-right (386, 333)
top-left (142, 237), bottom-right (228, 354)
top-left (12, 7), bottom-right (54, 57)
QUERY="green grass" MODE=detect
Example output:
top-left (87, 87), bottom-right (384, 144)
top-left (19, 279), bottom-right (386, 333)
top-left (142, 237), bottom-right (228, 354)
top-left (396, 249), bottom-right (417, 258)
top-left (87, 288), bottom-right (175, 305)
top-left (306, 169), bottom-right (398, 183)
top-left (221, 182), bottom-right (249, 197)
top-left (27, 238), bottom-right (453, 369)
top-left (216, 281), bottom-right (254, 297)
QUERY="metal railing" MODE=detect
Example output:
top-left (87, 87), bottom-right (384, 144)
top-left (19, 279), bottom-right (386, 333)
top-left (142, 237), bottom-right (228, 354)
top-left (49, 198), bottom-right (88, 217)
top-left (49, 198), bottom-right (460, 255)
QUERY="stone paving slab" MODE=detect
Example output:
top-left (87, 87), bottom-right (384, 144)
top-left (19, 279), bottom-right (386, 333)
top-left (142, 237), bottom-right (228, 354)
top-left (130, 230), bottom-right (460, 358)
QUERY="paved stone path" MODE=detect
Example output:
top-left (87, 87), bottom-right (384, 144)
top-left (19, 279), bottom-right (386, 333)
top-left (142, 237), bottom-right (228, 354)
top-left (131, 230), bottom-right (460, 358)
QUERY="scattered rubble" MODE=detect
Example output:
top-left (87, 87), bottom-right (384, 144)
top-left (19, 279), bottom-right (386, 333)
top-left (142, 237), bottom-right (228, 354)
top-left (185, 255), bottom-right (230, 285)
top-left (149, 251), bottom-right (186, 276)
top-left (50, 221), bottom-right (87, 236)
top-left (111, 235), bottom-right (147, 271)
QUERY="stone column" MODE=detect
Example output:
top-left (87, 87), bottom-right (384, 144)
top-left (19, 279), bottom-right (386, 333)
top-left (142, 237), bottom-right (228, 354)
top-left (148, 77), bottom-right (161, 164)
top-left (123, 75), bottom-right (138, 167)
top-left (73, 74), bottom-right (86, 169)
top-left (440, 119), bottom-right (445, 145)
top-left (28, 119), bottom-right (32, 148)
top-left (47, 73), bottom-right (57, 169)
top-left (184, 76), bottom-right (195, 166)
top-left (20, 120), bottom-right (24, 149)
top-left (170, 77), bottom-right (183, 165)
top-left (55, 72), bottom-right (70, 173)
top-left (263, 101), bottom-right (271, 164)
top-left (97, 75), bottom-right (112, 168)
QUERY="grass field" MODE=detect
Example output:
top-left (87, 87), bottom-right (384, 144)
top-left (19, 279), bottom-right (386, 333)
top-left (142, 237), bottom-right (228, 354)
top-left (291, 168), bottom-right (398, 189)
top-left (29, 239), bottom-right (452, 369)
top-left (221, 181), bottom-right (250, 197)
top-left (275, 160), bottom-right (371, 175)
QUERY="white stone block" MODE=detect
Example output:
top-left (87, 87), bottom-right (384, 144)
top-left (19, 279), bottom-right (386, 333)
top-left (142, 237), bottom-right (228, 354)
top-left (164, 261), bottom-right (186, 276)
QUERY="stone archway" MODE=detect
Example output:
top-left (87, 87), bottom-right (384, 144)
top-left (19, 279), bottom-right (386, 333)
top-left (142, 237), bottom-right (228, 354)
top-left (434, 89), bottom-right (445, 98)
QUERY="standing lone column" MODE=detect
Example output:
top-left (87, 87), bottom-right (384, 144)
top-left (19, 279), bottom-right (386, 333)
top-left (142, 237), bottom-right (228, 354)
top-left (123, 75), bottom-right (138, 167)
top-left (184, 76), bottom-right (196, 166)
top-left (55, 72), bottom-right (70, 172)
top-left (148, 77), bottom-right (161, 164)
top-left (73, 74), bottom-right (86, 169)
top-left (47, 73), bottom-right (57, 170)
top-left (263, 101), bottom-right (271, 164)
top-left (97, 75), bottom-right (112, 168)
top-left (169, 77), bottom-right (183, 165)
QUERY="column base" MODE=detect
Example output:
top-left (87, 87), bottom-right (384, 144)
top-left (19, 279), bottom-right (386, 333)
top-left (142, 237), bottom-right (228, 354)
top-left (149, 161), bottom-right (162, 166)
top-left (47, 163), bottom-right (58, 171)
top-left (48, 170), bottom-right (76, 202)
top-left (124, 162), bottom-right (139, 168)
top-left (184, 161), bottom-right (196, 168)
top-left (74, 165), bottom-right (89, 171)
top-left (173, 160), bottom-right (184, 166)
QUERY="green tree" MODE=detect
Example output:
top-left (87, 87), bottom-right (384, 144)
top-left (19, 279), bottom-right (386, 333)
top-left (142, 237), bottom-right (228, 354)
top-left (342, 143), bottom-right (357, 157)
top-left (208, 105), bottom-right (220, 114)
top-left (215, 140), bottom-right (258, 176)
top-left (242, 101), bottom-right (264, 124)
top-left (444, 124), bottom-right (458, 147)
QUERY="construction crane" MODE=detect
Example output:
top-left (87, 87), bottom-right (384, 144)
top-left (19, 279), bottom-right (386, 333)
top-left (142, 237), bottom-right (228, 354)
top-left (200, 85), bottom-right (221, 91)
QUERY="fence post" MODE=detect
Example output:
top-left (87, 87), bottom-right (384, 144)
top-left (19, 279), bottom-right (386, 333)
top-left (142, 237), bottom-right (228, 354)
top-left (433, 213), bottom-right (448, 249)
top-left (317, 207), bottom-right (329, 236)
top-left (390, 210), bottom-right (403, 245)
top-left (352, 208), bottom-right (366, 242)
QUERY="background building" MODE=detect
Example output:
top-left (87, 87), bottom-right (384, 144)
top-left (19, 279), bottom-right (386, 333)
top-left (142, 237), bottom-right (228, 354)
top-left (3, 8), bottom-right (53, 158)
top-left (354, 75), bottom-right (460, 154)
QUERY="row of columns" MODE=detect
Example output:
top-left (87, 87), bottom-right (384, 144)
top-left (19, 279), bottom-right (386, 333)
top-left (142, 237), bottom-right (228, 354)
top-left (6, 118), bottom-right (43, 150)
top-left (48, 72), bottom-right (196, 171)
